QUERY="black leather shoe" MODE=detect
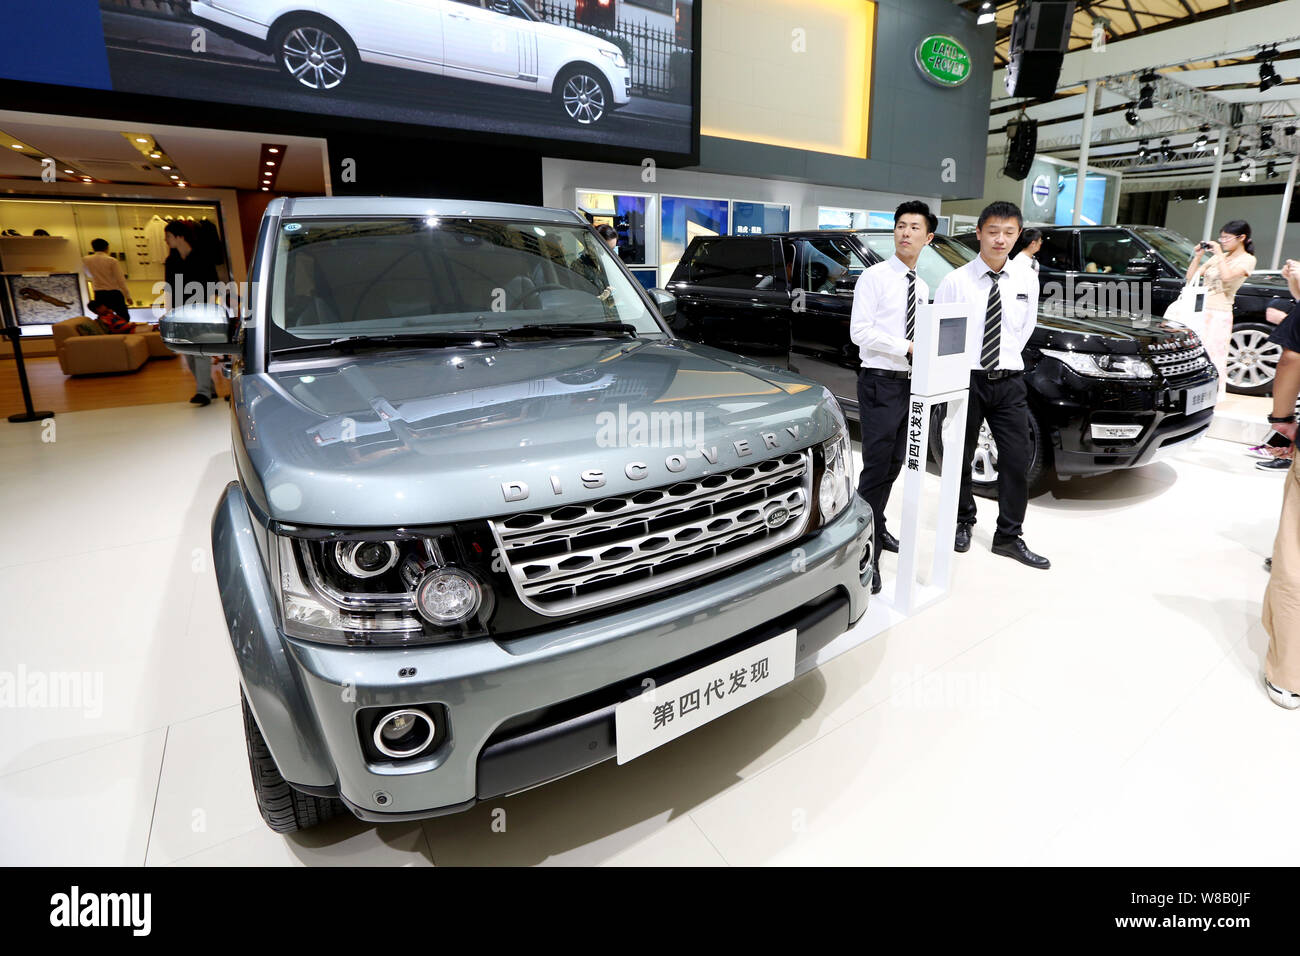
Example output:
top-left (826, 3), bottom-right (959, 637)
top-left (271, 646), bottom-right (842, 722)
top-left (954, 523), bottom-right (972, 553)
top-left (992, 537), bottom-right (1051, 569)
top-left (871, 566), bottom-right (882, 595)
top-left (879, 530), bottom-right (899, 553)
top-left (189, 393), bottom-right (211, 406)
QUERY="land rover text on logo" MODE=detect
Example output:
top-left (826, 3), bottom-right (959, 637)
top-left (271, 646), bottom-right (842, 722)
top-left (501, 425), bottom-right (804, 501)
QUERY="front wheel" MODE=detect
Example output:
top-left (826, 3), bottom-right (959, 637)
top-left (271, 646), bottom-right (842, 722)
top-left (273, 19), bottom-right (355, 92)
top-left (928, 406), bottom-right (1050, 500)
top-left (1226, 322), bottom-right (1281, 396)
top-left (556, 67), bottom-right (612, 126)
top-left (242, 692), bottom-right (345, 833)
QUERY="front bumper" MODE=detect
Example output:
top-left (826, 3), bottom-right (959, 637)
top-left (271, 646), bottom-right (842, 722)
top-left (1030, 361), bottom-right (1218, 478)
top-left (213, 483), bottom-right (873, 821)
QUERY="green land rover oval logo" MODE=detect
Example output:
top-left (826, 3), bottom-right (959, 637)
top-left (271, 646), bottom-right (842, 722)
top-left (915, 34), bottom-right (972, 88)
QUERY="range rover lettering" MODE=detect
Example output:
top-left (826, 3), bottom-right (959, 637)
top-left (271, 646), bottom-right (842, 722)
top-left (191, 0), bottom-right (632, 125)
top-left (667, 229), bottom-right (1218, 498)
top-left (162, 197), bottom-right (873, 832)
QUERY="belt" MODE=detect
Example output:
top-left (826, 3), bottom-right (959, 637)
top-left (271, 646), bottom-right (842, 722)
top-left (973, 369), bottom-right (1021, 381)
top-left (862, 368), bottom-right (911, 380)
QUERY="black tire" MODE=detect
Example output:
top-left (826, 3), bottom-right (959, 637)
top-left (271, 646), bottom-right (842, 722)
top-left (241, 691), bottom-right (345, 833)
top-left (270, 17), bottom-right (357, 93)
top-left (555, 65), bottom-right (612, 126)
top-left (928, 405), bottom-right (1050, 500)
top-left (1225, 322), bottom-right (1281, 396)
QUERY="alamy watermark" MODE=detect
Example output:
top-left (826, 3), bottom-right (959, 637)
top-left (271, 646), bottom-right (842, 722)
top-left (0, 666), bottom-right (103, 717)
top-left (596, 403), bottom-right (707, 450)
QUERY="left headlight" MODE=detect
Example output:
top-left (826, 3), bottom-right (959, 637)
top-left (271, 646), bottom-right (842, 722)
top-left (599, 48), bottom-right (627, 68)
top-left (819, 427), bottom-right (854, 524)
top-left (1042, 347), bottom-right (1154, 379)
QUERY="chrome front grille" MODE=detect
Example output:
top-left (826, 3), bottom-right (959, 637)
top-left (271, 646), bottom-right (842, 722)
top-left (1147, 345), bottom-right (1211, 383)
top-left (490, 451), bottom-right (813, 616)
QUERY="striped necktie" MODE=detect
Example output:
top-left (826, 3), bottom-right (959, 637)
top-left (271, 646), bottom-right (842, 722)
top-left (905, 270), bottom-right (917, 340)
top-left (981, 270), bottom-right (1003, 371)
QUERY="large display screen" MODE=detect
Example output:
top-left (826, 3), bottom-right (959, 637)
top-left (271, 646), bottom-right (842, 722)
top-left (1, 0), bottom-right (697, 156)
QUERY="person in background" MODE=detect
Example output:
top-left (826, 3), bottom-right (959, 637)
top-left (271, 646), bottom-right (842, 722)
top-left (934, 201), bottom-right (1049, 570)
top-left (164, 219), bottom-right (220, 407)
top-left (1255, 261), bottom-right (1300, 476)
top-left (1265, 293), bottom-right (1296, 327)
top-left (850, 200), bottom-right (937, 594)
top-left (1185, 219), bottom-right (1256, 396)
top-left (88, 297), bottom-right (135, 334)
top-left (1013, 228), bottom-right (1043, 275)
top-left (1259, 258), bottom-right (1300, 708)
top-left (595, 223), bottom-right (619, 253)
top-left (81, 238), bottom-right (133, 321)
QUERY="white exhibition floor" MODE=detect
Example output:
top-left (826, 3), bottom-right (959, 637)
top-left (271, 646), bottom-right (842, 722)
top-left (1, 400), bottom-right (1297, 866)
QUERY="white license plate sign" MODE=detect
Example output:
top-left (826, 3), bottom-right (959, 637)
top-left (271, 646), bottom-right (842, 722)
top-left (1185, 381), bottom-right (1217, 415)
top-left (614, 630), bottom-right (797, 764)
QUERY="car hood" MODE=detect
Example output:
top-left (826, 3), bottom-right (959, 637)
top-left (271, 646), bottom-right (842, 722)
top-left (532, 17), bottom-right (622, 57)
top-left (235, 339), bottom-right (839, 527)
top-left (1031, 309), bottom-right (1195, 354)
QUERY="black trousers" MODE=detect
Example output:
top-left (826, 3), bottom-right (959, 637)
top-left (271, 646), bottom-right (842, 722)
top-left (855, 370), bottom-right (910, 557)
top-left (97, 289), bottom-right (130, 321)
top-left (958, 371), bottom-right (1030, 543)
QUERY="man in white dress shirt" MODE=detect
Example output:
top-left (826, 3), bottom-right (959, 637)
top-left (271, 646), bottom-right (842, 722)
top-left (933, 201), bottom-right (1050, 569)
top-left (1013, 227), bottom-right (1043, 276)
top-left (850, 201), bottom-right (936, 594)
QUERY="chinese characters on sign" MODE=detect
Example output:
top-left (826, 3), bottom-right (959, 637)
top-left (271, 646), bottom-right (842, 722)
top-left (907, 400), bottom-right (925, 472)
top-left (651, 658), bottom-right (772, 731)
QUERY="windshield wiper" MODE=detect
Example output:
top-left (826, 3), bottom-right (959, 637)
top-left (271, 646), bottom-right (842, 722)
top-left (497, 322), bottom-right (639, 339)
top-left (273, 331), bottom-right (504, 356)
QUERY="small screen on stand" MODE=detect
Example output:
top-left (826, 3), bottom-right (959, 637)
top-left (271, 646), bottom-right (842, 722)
top-left (938, 316), bottom-right (966, 356)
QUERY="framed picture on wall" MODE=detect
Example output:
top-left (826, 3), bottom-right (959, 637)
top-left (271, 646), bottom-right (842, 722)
top-left (4, 272), bottom-right (85, 326)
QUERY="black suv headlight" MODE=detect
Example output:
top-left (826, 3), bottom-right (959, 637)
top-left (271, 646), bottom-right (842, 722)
top-left (1041, 348), bottom-right (1154, 380)
top-left (273, 530), bottom-right (494, 646)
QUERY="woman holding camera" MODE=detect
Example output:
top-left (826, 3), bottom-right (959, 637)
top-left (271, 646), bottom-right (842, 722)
top-left (1185, 219), bottom-right (1257, 396)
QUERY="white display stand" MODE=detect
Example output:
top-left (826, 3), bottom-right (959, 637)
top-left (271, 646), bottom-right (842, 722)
top-left (808, 300), bottom-right (980, 669)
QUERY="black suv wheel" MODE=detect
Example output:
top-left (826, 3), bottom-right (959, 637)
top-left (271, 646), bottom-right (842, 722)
top-left (271, 18), bottom-right (356, 92)
top-left (928, 406), bottom-right (1050, 499)
top-left (1226, 322), bottom-right (1281, 396)
top-left (242, 692), bottom-right (346, 833)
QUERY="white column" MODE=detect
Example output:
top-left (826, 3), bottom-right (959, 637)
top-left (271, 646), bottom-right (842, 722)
top-left (1203, 128), bottom-right (1227, 238)
top-left (1073, 79), bottom-right (1097, 226)
top-left (1272, 157), bottom-right (1298, 270)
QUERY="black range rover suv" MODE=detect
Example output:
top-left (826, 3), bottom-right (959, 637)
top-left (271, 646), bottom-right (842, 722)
top-left (666, 230), bottom-right (1219, 498)
top-left (957, 224), bottom-right (1292, 396)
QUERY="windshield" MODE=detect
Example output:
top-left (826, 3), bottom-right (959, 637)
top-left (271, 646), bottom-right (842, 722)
top-left (856, 233), bottom-right (976, 300)
top-left (1131, 226), bottom-right (1197, 276)
top-left (267, 217), bottom-right (662, 352)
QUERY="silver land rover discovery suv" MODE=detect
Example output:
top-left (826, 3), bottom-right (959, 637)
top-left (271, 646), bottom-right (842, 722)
top-left (162, 197), bottom-right (873, 831)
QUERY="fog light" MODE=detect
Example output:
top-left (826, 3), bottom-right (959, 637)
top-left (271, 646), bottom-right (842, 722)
top-left (373, 709), bottom-right (435, 759)
top-left (415, 568), bottom-right (482, 625)
top-left (1091, 424), bottom-right (1143, 441)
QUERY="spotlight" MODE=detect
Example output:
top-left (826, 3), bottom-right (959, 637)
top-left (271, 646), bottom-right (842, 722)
top-left (1125, 104), bottom-right (1139, 126)
top-left (1137, 139), bottom-right (1150, 160)
top-left (1239, 160), bottom-right (1256, 183)
top-left (1173, 194), bottom-right (1183, 202)
top-left (1197, 194), bottom-right (1208, 204)
top-left (1260, 126), bottom-right (1275, 150)
top-left (1194, 126), bottom-right (1209, 150)
top-left (1138, 84), bottom-right (1155, 109)
top-left (977, 1), bottom-right (995, 26)
top-left (1285, 125), bottom-right (1297, 137)
top-left (1259, 48), bottom-right (1281, 93)
top-left (1267, 162), bottom-right (1278, 179)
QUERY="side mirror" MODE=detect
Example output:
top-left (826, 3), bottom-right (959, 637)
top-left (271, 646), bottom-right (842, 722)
top-left (834, 277), bottom-right (858, 294)
top-left (159, 302), bottom-right (239, 355)
top-left (650, 288), bottom-right (677, 319)
top-left (1126, 256), bottom-right (1158, 278)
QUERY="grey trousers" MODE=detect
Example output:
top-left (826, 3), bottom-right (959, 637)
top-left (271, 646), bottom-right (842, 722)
top-left (185, 354), bottom-right (214, 398)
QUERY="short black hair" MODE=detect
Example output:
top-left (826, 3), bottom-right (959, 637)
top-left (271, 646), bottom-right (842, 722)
top-left (1020, 227), bottom-right (1042, 244)
top-left (91, 238), bottom-right (109, 251)
top-left (87, 297), bottom-right (104, 311)
top-left (895, 200), bottom-right (938, 235)
top-left (977, 201), bottom-right (1024, 230)
top-left (594, 223), bottom-right (618, 241)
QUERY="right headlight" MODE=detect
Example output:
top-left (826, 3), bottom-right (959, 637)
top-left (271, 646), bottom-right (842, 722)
top-left (1041, 347), bottom-right (1154, 379)
top-left (819, 427), bottom-right (854, 524)
top-left (274, 533), bottom-right (492, 646)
